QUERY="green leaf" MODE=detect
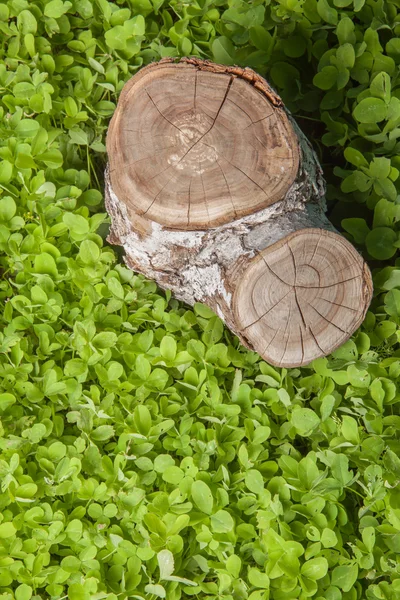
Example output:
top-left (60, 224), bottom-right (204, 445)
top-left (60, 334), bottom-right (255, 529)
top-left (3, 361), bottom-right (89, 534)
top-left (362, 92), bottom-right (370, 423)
top-left (211, 510), bottom-right (234, 533)
top-left (44, 0), bottom-right (72, 19)
top-left (69, 129), bottom-right (89, 145)
top-left (79, 240), bottom-right (101, 264)
top-left (34, 253), bottom-right (58, 277)
top-left (342, 218), bottom-right (370, 244)
top-left (321, 528), bottom-right (338, 548)
top-left (68, 583), bottom-right (90, 600)
top-left (301, 557), bottom-right (328, 580)
top-left (191, 480), bottom-right (214, 514)
top-left (248, 569), bottom-right (270, 588)
top-left (144, 584), bottom-right (166, 599)
top-left (331, 564), bottom-right (358, 592)
top-left (66, 519), bottom-right (83, 541)
top-left (317, 0), bottom-right (338, 25)
top-left (63, 212), bottom-right (89, 235)
top-left (17, 10), bottom-right (37, 34)
top-left (162, 466), bottom-right (184, 484)
top-left (291, 408), bottom-right (320, 436)
top-left (158, 549), bottom-right (174, 579)
top-left (212, 37), bottom-right (236, 65)
top-left (16, 119), bottom-right (40, 138)
top-left (154, 454), bottom-right (175, 473)
top-left (160, 335), bottom-right (177, 361)
top-left (370, 72), bottom-right (391, 103)
top-left (249, 26), bottom-right (273, 52)
top-left (353, 97), bottom-right (387, 123)
top-left (385, 289), bottom-right (400, 318)
top-left (0, 522), bottom-right (16, 538)
top-left (366, 227), bottom-right (397, 260)
top-left (15, 585), bottom-right (32, 600)
top-left (313, 66), bottom-right (338, 90)
top-left (0, 393), bottom-right (16, 412)
top-left (341, 416), bottom-right (360, 445)
top-left (0, 197), bottom-right (16, 221)
top-left (362, 526), bottom-right (375, 552)
top-left (245, 469), bottom-right (264, 494)
top-left (0, 160), bottom-right (13, 184)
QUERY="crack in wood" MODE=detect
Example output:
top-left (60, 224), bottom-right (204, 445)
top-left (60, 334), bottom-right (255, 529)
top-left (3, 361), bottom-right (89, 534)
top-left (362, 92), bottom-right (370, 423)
top-left (243, 114), bottom-right (274, 130)
top-left (243, 287), bottom-right (293, 330)
top-left (216, 160), bottom-right (237, 219)
top-left (298, 324), bottom-right (304, 365)
top-left (319, 297), bottom-right (358, 312)
top-left (279, 297), bottom-right (293, 364)
top-left (308, 301), bottom-right (349, 334)
top-left (145, 88), bottom-right (192, 140)
top-left (223, 157), bottom-right (270, 198)
top-left (308, 325), bottom-right (326, 355)
top-left (187, 177), bottom-right (193, 227)
top-left (171, 75), bottom-right (234, 166)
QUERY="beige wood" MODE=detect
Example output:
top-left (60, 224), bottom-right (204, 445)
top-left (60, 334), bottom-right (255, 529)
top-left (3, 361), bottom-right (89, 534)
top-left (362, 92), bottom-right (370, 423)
top-left (107, 58), bottom-right (299, 230)
top-left (234, 229), bottom-right (373, 368)
top-left (105, 58), bottom-right (373, 368)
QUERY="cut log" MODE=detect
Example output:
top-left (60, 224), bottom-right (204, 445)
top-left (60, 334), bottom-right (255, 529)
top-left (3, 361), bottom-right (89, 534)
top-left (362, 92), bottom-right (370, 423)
top-left (105, 57), bottom-right (373, 368)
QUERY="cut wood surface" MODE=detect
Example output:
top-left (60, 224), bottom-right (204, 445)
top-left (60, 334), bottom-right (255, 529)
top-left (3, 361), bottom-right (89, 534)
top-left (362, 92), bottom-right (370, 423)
top-left (107, 59), bottom-right (299, 230)
top-left (105, 57), bottom-right (373, 368)
top-left (234, 229), bottom-right (372, 367)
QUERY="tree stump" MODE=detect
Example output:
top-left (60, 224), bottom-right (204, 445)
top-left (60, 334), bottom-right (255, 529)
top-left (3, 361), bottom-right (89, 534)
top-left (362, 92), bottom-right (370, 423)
top-left (105, 57), bottom-right (373, 368)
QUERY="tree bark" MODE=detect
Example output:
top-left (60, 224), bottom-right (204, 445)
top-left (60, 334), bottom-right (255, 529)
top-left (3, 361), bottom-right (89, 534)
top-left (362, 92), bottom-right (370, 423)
top-left (105, 57), bottom-right (373, 368)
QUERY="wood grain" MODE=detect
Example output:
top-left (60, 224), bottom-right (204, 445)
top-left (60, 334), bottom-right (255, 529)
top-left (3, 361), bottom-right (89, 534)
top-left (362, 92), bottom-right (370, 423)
top-left (107, 58), bottom-right (299, 230)
top-left (234, 228), bottom-right (373, 367)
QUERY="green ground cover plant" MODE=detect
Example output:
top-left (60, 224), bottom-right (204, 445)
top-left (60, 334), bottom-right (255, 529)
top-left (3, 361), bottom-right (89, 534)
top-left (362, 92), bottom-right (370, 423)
top-left (0, 0), bottom-right (400, 599)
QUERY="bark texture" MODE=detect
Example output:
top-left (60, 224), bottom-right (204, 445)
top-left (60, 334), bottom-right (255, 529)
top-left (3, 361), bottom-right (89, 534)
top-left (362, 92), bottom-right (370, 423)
top-left (105, 57), bottom-right (373, 368)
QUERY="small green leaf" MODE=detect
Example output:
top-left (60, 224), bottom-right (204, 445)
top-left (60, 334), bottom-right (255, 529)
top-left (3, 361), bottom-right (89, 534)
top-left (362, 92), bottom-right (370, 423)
top-left (68, 583), bottom-right (90, 600)
top-left (211, 510), bottom-right (234, 533)
top-left (291, 408), bottom-right (320, 436)
top-left (158, 549), bottom-right (174, 579)
top-left (245, 469), bottom-right (264, 494)
top-left (63, 212), bottom-right (89, 235)
top-left (191, 480), bottom-right (214, 514)
top-left (15, 584), bottom-right (32, 600)
top-left (0, 522), bottom-right (16, 538)
top-left (301, 557), bottom-right (329, 580)
top-left (160, 335), bottom-right (177, 361)
top-left (331, 564), bottom-right (358, 592)
top-left (353, 97), bottom-right (387, 124)
top-left (366, 227), bottom-right (397, 260)
top-left (34, 253), bottom-right (58, 277)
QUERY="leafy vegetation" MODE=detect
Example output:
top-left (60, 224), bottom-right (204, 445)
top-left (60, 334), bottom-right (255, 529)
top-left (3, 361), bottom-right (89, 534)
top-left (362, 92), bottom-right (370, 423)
top-left (0, 1), bottom-right (400, 600)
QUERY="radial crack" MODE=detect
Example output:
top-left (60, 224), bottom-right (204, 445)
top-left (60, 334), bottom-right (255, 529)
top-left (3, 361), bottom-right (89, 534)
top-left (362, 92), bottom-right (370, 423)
top-left (216, 160), bottom-right (237, 219)
top-left (145, 89), bottom-right (192, 139)
top-left (308, 326), bottom-right (326, 355)
top-left (172, 75), bottom-right (234, 166)
top-left (319, 297), bottom-right (357, 312)
top-left (261, 256), bottom-right (292, 288)
top-left (308, 302), bottom-right (348, 335)
top-left (224, 157), bottom-right (269, 198)
top-left (296, 275), bottom-right (360, 289)
top-left (243, 288), bottom-right (293, 330)
top-left (187, 177), bottom-right (193, 226)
